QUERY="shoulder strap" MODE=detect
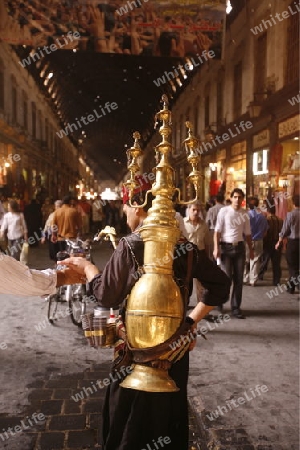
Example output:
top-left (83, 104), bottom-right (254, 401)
top-left (123, 236), bottom-right (140, 270)
top-left (122, 235), bottom-right (144, 279)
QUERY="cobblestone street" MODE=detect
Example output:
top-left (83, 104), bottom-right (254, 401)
top-left (0, 244), bottom-right (298, 450)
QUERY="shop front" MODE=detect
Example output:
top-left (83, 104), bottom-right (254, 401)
top-left (252, 129), bottom-right (270, 200)
top-left (276, 114), bottom-right (300, 197)
top-left (0, 141), bottom-right (20, 198)
top-left (226, 141), bottom-right (247, 199)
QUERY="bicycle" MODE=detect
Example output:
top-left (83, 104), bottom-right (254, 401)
top-left (47, 238), bottom-right (93, 326)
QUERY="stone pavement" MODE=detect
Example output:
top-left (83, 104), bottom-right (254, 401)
top-left (188, 258), bottom-right (299, 450)
top-left (0, 363), bottom-right (203, 450)
top-left (0, 243), bottom-right (299, 450)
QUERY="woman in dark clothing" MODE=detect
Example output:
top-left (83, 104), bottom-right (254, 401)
top-left (24, 199), bottom-right (43, 246)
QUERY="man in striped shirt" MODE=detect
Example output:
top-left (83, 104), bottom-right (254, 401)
top-left (0, 252), bottom-right (84, 296)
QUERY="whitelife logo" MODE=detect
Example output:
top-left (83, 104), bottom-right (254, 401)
top-left (266, 275), bottom-right (300, 299)
top-left (56, 102), bottom-right (118, 139)
top-left (250, 2), bottom-right (300, 35)
top-left (116, 0), bottom-right (149, 16)
top-left (71, 366), bottom-right (133, 402)
top-left (206, 384), bottom-right (269, 421)
top-left (0, 413), bottom-right (45, 442)
top-left (196, 120), bottom-right (253, 156)
top-left (288, 92), bottom-right (300, 106)
top-left (18, 32), bottom-right (81, 68)
top-left (153, 50), bottom-right (215, 87)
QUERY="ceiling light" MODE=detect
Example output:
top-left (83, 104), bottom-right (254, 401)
top-left (226, 0), bottom-right (232, 14)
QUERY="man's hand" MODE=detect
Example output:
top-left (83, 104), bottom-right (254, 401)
top-left (213, 248), bottom-right (219, 260)
top-left (59, 257), bottom-right (91, 275)
top-left (59, 257), bottom-right (100, 281)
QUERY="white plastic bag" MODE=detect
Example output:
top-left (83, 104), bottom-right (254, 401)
top-left (20, 242), bottom-right (29, 265)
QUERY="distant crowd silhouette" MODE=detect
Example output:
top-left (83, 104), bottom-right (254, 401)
top-left (1, 0), bottom-right (224, 56)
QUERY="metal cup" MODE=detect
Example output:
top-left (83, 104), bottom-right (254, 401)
top-left (93, 316), bottom-right (107, 347)
top-left (105, 323), bottom-right (116, 347)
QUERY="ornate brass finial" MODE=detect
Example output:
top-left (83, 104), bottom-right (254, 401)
top-left (132, 130), bottom-right (141, 144)
top-left (124, 131), bottom-right (143, 200)
top-left (154, 95), bottom-right (172, 129)
top-left (161, 94), bottom-right (168, 107)
top-left (183, 122), bottom-right (202, 199)
top-left (185, 120), bottom-right (193, 132)
top-left (172, 121), bottom-right (202, 204)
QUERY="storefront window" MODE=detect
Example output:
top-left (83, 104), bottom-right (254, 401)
top-left (253, 149), bottom-right (268, 175)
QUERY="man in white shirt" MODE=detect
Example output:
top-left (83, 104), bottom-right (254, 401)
top-left (206, 193), bottom-right (225, 259)
top-left (0, 252), bottom-right (84, 296)
top-left (214, 189), bottom-right (254, 319)
top-left (0, 200), bottom-right (28, 260)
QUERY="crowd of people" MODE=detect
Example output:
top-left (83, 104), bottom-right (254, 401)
top-left (0, 190), bottom-right (299, 301)
top-left (182, 190), bottom-right (300, 320)
top-left (0, 193), bottom-right (126, 262)
top-left (2, 0), bottom-right (223, 56)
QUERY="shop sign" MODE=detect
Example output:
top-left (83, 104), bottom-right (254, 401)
top-left (278, 114), bottom-right (300, 139)
top-left (216, 148), bottom-right (226, 161)
top-left (231, 141), bottom-right (246, 157)
top-left (253, 129), bottom-right (269, 149)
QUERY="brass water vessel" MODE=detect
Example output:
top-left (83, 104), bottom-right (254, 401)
top-left (121, 95), bottom-right (201, 392)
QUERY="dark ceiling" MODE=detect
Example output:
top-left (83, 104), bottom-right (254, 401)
top-left (7, 0), bottom-right (228, 182)
top-left (15, 47), bottom-right (193, 182)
